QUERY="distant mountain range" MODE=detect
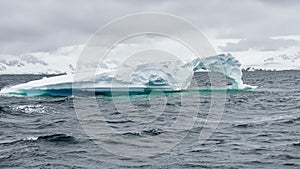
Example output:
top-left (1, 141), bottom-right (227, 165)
top-left (1, 45), bottom-right (300, 74)
top-left (243, 51), bottom-right (300, 71)
top-left (0, 46), bottom-right (80, 74)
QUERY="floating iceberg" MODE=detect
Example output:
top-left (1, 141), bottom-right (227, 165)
top-left (0, 53), bottom-right (253, 96)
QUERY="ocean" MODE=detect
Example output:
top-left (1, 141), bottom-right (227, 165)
top-left (0, 71), bottom-right (300, 169)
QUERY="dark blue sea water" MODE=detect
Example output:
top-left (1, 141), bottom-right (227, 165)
top-left (0, 71), bottom-right (300, 169)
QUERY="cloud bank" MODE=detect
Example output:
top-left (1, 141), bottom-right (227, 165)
top-left (1, 0), bottom-right (300, 54)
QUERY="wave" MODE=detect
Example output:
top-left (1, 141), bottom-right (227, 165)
top-left (0, 134), bottom-right (77, 145)
top-left (0, 53), bottom-right (255, 96)
top-left (232, 113), bottom-right (300, 128)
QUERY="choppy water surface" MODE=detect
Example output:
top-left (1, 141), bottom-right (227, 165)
top-left (1, 71), bottom-right (300, 169)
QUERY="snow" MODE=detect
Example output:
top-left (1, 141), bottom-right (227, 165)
top-left (1, 36), bottom-right (300, 75)
top-left (231, 47), bottom-right (300, 70)
top-left (0, 45), bottom-right (82, 74)
top-left (0, 53), bottom-right (253, 96)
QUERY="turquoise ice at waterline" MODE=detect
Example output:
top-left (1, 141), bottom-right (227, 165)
top-left (0, 54), bottom-right (254, 96)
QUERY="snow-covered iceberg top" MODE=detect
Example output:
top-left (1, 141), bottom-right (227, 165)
top-left (0, 53), bottom-right (253, 96)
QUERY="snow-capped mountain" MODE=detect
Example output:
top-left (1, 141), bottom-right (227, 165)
top-left (261, 52), bottom-right (300, 70)
top-left (0, 45), bottom-right (82, 74)
top-left (232, 47), bottom-right (300, 71)
top-left (1, 43), bottom-right (300, 74)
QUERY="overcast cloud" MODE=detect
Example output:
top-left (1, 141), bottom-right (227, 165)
top-left (1, 0), bottom-right (300, 54)
top-left (219, 38), bottom-right (300, 52)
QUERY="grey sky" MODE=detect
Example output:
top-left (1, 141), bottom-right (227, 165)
top-left (219, 38), bottom-right (300, 52)
top-left (1, 0), bottom-right (300, 54)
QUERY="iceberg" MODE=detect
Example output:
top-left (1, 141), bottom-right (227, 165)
top-left (0, 53), bottom-right (253, 96)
